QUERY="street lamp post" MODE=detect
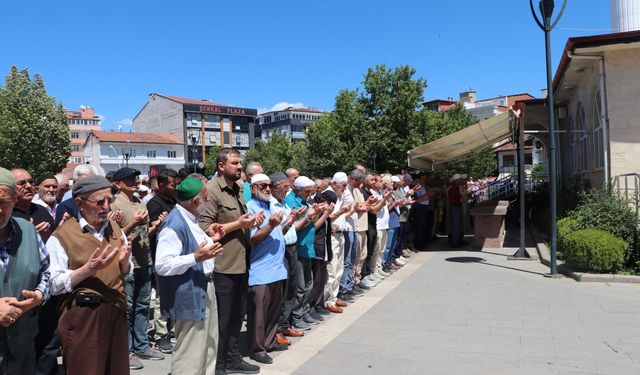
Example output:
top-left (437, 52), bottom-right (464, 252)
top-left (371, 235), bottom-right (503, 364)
top-left (190, 135), bottom-right (199, 173)
top-left (122, 141), bottom-right (133, 168)
top-left (530, 0), bottom-right (566, 276)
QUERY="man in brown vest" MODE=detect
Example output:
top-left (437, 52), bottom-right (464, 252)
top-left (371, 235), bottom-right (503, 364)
top-left (48, 175), bottom-right (133, 375)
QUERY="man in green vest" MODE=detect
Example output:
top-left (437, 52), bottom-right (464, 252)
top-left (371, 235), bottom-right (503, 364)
top-left (0, 167), bottom-right (51, 374)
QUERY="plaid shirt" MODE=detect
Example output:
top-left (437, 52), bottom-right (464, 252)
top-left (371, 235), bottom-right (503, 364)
top-left (0, 219), bottom-right (51, 302)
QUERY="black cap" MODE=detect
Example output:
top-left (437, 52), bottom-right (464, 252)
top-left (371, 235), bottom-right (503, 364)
top-left (318, 189), bottom-right (338, 204)
top-left (35, 174), bottom-right (57, 186)
top-left (113, 167), bottom-right (141, 181)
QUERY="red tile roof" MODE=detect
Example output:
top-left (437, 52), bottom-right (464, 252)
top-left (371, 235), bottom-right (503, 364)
top-left (90, 131), bottom-right (184, 145)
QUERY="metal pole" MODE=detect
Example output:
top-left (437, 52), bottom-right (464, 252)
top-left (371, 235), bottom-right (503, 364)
top-left (544, 25), bottom-right (558, 274)
top-left (510, 116), bottom-right (532, 259)
top-left (531, 0), bottom-right (566, 276)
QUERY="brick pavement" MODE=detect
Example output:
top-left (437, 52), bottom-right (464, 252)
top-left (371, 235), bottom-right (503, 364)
top-left (136, 241), bottom-right (640, 375)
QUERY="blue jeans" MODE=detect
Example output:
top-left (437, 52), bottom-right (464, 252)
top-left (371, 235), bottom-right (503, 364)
top-left (394, 222), bottom-right (408, 257)
top-left (340, 231), bottom-right (358, 294)
top-left (125, 266), bottom-right (152, 353)
top-left (383, 227), bottom-right (399, 267)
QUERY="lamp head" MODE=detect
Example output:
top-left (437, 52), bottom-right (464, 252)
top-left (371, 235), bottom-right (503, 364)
top-left (539, 0), bottom-right (555, 20)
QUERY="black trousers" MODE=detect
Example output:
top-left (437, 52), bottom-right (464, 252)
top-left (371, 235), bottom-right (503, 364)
top-left (35, 295), bottom-right (62, 375)
top-left (213, 272), bottom-right (247, 369)
top-left (278, 246), bottom-right (303, 331)
top-left (413, 205), bottom-right (430, 250)
top-left (307, 258), bottom-right (328, 309)
top-left (363, 228), bottom-right (377, 276)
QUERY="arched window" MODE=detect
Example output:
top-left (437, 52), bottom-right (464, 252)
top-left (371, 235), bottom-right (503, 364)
top-left (592, 91), bottom-right (605, 168)
top-left (576, 103), bottom-right (588, 171)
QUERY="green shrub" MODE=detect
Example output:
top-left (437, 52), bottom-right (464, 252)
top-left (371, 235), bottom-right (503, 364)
top-left (566, 188), bottom-right (639, 267)
top-left (562, 228), bottom-right (626, 272)
top-left (557, 217), bottom-right (579, 256)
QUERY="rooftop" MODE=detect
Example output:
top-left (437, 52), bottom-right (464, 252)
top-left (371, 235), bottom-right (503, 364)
top-left (89, 131), bottom-right (184, 145)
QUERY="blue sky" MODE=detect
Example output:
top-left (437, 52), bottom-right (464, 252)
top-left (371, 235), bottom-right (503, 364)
top-left (1, 0), bottom-right (610, 130)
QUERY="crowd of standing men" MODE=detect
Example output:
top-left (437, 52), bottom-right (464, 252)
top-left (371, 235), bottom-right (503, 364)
top-left (0, 147), bottom-right (473, 375)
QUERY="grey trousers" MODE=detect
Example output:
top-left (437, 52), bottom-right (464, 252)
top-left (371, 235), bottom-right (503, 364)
top-left (291, 256), bottom-right (314, 322)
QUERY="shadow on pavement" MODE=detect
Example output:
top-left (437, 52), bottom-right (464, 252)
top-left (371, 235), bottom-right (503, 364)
top-left (445, 256), bottom-right (545, 276)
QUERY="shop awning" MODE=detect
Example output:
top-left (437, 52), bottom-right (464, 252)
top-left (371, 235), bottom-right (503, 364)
top-left (407, 110), bottom-right (517, 170)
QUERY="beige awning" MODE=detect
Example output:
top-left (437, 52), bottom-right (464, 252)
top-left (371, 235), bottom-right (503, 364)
top-left (407, 110), bottom-right (517, 170)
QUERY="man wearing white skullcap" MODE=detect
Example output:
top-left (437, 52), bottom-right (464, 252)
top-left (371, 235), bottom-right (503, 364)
top-left (283, 176), bottom-right (319, 329)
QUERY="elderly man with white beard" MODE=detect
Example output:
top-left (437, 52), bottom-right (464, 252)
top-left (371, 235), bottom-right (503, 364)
top-left (245, 173), bottom-right (289, 365)
top-left (32, 175), bottom-right (58, 219)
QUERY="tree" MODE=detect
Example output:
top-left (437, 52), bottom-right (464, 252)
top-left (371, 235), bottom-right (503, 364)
top-left (0, 66), bottom-right (71, 176)
top-left (244, 132), bottom-right (296, 175)
top-left (203, 145), bottom-right (221, 176)
top-left (299, 64), bottom-right (496, 177)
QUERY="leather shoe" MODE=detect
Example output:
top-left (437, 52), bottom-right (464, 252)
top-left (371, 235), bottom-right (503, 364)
top-left (335, 299), bottom-right (348, 307)
top-left (250, 353), bottom-right (273, 364)
top-left (276, 333), bottom-right (291, 346)
top-left (283, 327), bottom-right (304, 337)
top-left (326, 305), bottom-right (343, 313)
top-left (267, 343), bottom-right (288, 352)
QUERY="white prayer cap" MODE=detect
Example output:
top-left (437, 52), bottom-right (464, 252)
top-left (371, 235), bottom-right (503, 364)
top-left (251, 173), bottom-right (270, 184)
top-left (331, 172), bottom-right (348, 183)
top-left (391, 176), bottom-right (401, 183)
top-left (294, 176), bottom-right (315, 188)
top-left (450, 173), bottom-right (461, 182)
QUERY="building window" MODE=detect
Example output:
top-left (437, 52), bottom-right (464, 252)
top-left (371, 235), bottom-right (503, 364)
top-left (592, 91), bottom-right (604, 168)
top-left (168, 150), bottom-right (176, 158)
top-left (147, 150), bottom-right (156, 158)
top-left (576, 103), bottom-right (588, 171)
top-left (72, 157), bottom-right (83, 164)
top-left (71, 132), bottom-right (80, 139)
top-left (72, 145), bottom-right (80, 152)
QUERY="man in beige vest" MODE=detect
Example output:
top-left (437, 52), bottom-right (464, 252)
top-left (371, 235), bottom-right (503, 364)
top-left (48, 175), bottom-right (133, 375)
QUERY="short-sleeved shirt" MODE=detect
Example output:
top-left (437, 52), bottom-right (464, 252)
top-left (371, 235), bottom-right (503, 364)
top-left (361, 188), bottom-right (377, 231)
top-left (283, 192), bottom-right (315, 258)
top-left (342, 187), bottom-right (357, 232)
top-left (199, 176), bottom-right (250, 274)
top-left (353, 187), bottom-right (366, 232)
top-left (393, 189), bottom-right (409, 223)
top-left (270, 196), bottom-right (297, 245)
top-left (373, 190), bottom-right (390, 230)
top-left (246, 198), bottom-right (287, 286)
top-left (388, 190), bottom-right (401, 229)
top-left (112, 194), bottom-right (151, 268)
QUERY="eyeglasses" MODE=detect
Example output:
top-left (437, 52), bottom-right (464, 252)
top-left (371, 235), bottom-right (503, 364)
top-left (84, 195), bottom-right (115, 206)
top-left (15, 179), bottom-right (34, 186)
top-left (254, 183), bottom-right (270, 190)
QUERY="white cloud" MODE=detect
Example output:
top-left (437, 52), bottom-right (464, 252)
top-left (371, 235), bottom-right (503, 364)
top-left (258, 101), bottom-right (306, 114)
top-left (96, 113), bottom-right (106, 121)
top-left (115, 118), bottom-right (133, 131)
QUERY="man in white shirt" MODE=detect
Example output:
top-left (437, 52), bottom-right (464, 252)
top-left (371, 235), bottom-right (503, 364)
top-left (155, 177), bottom-right (224, 375)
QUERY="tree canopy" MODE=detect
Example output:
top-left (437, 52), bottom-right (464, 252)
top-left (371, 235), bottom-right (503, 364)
top-left (0, 66), bottom-right (71, 176)
top-left (291, 64), bottom-right (496, 178)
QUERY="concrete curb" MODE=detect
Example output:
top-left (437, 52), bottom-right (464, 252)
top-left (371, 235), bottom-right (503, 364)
top-left (530, 224), bottom-right (640, 283)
